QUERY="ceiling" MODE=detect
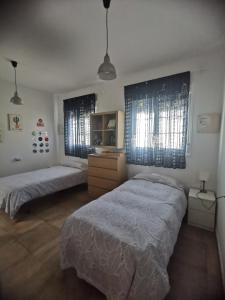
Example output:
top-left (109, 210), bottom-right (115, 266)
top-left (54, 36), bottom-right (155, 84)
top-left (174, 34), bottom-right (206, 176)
top-left (0, 0), bottom-right (225, 93)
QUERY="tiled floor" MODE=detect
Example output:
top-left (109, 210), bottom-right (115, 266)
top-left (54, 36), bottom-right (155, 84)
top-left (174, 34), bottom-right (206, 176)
top-left (166, 224), bottom-right (224, 300)
top-left (0, 185), bottom-right (224, 300)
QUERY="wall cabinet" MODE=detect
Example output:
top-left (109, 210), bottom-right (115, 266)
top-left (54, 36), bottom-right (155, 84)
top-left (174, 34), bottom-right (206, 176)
top-left (90, 111), bottom-right (124, 149)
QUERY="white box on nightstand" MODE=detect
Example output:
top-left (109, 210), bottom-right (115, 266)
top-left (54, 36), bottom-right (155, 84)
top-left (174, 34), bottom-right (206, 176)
top-left (188, 188), bottom-right (216, 231)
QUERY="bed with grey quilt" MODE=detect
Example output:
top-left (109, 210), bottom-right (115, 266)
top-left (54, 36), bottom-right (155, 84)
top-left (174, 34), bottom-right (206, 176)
top-left (0, 165), bottom-right (87, 219)
top-left (60, 172), bottom-right (187, 300)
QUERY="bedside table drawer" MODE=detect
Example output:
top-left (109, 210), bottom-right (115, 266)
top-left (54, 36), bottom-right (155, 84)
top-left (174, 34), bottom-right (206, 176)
top-left (189, 197), bottom-right (216, 214)
top-left (188, 209), bottom-right (215, 231)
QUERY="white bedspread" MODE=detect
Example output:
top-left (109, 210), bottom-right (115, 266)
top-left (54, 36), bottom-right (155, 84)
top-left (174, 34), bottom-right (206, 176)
top-left (60, 178), bottom-right (187, 300)
top-left (0, 166), bottom-right (87, 218)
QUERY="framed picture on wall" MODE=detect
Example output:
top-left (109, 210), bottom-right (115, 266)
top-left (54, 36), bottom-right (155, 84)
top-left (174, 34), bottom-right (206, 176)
top-left (8, 114), bottom-right (23, 131)
top-left (197, 113), bottom-right (220, 133)
top-left (36, 117), bottom-right (45, 128)
top-left (34, 115), bottom-right (47, 131)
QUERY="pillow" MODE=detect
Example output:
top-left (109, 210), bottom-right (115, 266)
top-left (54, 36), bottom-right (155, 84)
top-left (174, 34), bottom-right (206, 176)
top-left (132, 172), bottom-right (184, 191)
top-left (62, 161), bottom-right (88, 171)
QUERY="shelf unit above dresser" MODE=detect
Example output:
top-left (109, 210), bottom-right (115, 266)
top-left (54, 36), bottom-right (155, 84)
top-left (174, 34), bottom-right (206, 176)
top-left (90, 111), bottom-right (124, 149)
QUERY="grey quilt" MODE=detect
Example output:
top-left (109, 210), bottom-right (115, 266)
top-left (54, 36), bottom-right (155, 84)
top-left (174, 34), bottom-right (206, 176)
top-left (60, 177), bottom-right (187, 300)
top-left (0, 166), bottom-right (87, 218)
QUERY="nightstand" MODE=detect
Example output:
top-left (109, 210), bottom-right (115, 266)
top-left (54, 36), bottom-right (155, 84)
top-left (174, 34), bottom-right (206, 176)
top-left (188, 188), bottom-right (216, 231)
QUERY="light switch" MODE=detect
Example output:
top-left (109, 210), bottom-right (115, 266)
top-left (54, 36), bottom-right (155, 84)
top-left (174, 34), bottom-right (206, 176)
top-left (12, 157), bottom-right (22, 162)
top-left (0, 128), bottom-right (3, 142)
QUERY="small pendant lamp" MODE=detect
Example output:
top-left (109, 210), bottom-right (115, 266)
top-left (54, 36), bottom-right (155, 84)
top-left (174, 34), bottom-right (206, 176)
top-left (10, 60), bottom-right (23, 105)
top-left (98, 0), bottom-right (116, 80)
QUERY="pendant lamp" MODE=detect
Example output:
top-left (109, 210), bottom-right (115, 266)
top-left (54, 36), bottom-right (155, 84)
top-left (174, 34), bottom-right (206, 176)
top-left (10, 60), bottom-right (23, 105)
top-left (98, 0), bottom-right (116, 80)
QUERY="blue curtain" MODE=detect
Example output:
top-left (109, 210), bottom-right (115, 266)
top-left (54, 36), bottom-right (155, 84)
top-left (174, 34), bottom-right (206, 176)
top-left (64, 94), bottom-right (96, 158)
top-left (124, 72), bottom-right (190, 169)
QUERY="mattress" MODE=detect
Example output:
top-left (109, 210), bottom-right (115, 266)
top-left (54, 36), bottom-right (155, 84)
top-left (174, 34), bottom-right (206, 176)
top-left (0, 166), bottom-right (87, 218)
top-left (60, 175), bottom-right (187, 300)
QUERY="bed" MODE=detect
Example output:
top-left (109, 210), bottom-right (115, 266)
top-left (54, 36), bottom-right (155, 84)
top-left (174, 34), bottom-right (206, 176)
top-left (0, 165), bottom-right (87, 219)
top-left (60, 172), bottom-right (187, 300)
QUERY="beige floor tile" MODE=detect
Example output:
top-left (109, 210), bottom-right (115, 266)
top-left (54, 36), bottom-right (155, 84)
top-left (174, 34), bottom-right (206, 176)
top-left (33, 237), bottom-right (60, 273)
top-left (0, 240), bottom-right (29, 272)
top-left (1, 255), bottom-right (52, 300)
top-left (0, 227), bottom-right (15, 248)
top-left (36, 271), bottom-right (67, 300)
top-left (12, 216), bottom-right (44, 236)
top-left (58, 196), bottom-right (91, 214)
top-left (17, 223), bottom-right (59, 253)
top-left (33, 204), bottom-right (67, 220)
top-left (0, 188), bottom-right (223, 300)
top-left (47, 213), bottom-right (68, 229)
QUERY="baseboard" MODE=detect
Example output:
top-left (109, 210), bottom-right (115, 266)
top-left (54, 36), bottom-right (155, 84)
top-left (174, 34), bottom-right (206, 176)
top-left (216, 229), bottom-right (225, 291)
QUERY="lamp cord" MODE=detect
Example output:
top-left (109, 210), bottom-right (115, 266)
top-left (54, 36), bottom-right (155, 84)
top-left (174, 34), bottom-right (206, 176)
top-left (196, 193), bottom-right (225, 211)
top-left (14, 67), bottom-right (18, 93)
top-left (216, 196), bottom-right (225, 200)
top-left (106, 8), bottom-right (109, 54)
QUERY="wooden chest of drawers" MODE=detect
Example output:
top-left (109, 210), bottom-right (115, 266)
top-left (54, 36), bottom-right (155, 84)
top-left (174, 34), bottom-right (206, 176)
top-left (88, 153), bottom-right (127, 198)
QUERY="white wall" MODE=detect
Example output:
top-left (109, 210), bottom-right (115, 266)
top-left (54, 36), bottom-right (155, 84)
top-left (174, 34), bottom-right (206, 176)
top-left (0, 78), bottom-right (56, 176)
top-left (54, 49), bottom-right (225, 190)
top-left (217, 75), bottom-right (225, 288)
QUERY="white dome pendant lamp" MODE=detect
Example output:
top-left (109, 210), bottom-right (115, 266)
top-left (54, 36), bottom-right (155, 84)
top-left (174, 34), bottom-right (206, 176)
top-left (98, 0), bottom-right (116, 80)
top-left (10, 60), bottom-right (23, 105)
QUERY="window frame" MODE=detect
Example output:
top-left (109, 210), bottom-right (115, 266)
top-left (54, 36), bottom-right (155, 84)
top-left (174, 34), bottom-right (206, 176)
top-left (64, 93), bottom-right (96, 158)
top-left (124, 72), bottom-right (190, 169)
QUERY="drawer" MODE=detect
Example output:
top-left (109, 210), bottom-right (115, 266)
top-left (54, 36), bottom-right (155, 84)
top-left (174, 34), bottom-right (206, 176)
top-left (88, 185), bottom-right (109, 199)
top-left (88, 167), bottom-right (119, 180)
top-left (88, 156), bottom-right (117, 170)
top-left (189, 197), bottom-right (216, 215)
top-left (88, 176), bottom-right (119, 190)
top-left (188, 209), bottom-right (215, 231)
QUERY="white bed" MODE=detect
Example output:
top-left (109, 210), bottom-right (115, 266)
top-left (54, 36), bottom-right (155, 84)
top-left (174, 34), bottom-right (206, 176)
top-left (60, 172), bottom-right (187, 300)
top-left (0, 165), bottom-right (87, 219)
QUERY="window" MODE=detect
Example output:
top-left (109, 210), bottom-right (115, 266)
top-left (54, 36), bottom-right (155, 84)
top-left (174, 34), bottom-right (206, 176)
top-left (135, 109), bottom-right (185, 149)
top-left (124, 72), bottom-right (190, 169)
top-left (64, 94), bottom-right (96, 158)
